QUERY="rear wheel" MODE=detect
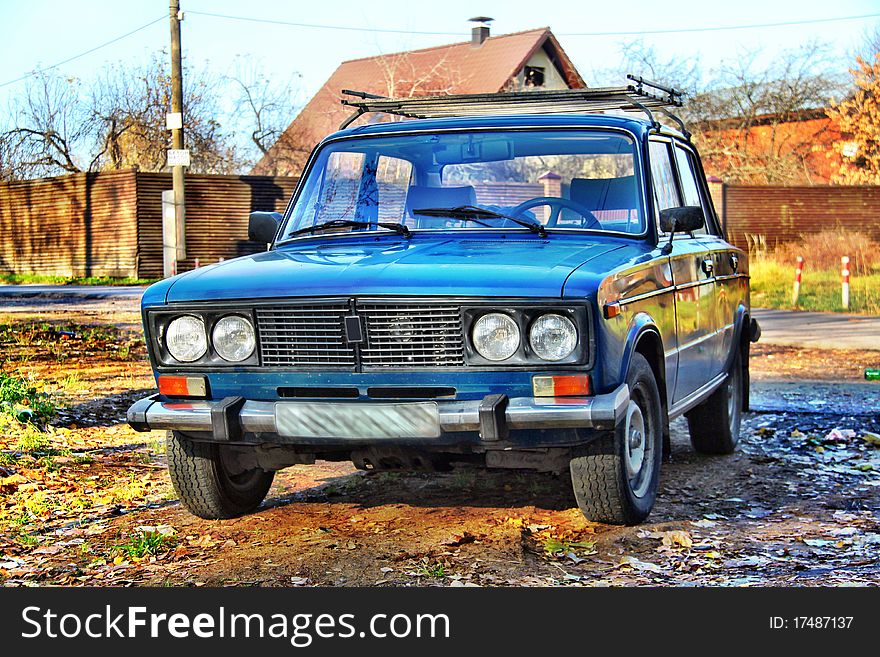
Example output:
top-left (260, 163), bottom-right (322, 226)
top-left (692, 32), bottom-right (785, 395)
top-left (569, 353), bottom-right (663, 525)
top-left (687, 348), bottom-right (743, 455)
top-left (166, 431), bottom-right (274, 519)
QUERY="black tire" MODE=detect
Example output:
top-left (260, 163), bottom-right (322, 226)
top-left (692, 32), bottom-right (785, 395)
top-left (166, 431), bottom-right (274, 519)
top-left (687, 347), bottom-right (743, 455)
top-left (569, 353), bottom-right (663, 525)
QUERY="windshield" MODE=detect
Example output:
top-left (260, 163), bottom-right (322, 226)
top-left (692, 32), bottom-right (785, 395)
top-left (280, 130), bottom-right (644, 241)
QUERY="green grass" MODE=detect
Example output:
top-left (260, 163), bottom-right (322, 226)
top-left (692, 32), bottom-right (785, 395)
top-left (0, 273), bottom-right (157, 286)
top-left (417, 562), bottom-right (447, 578)
top-left (0, 371), bottom-right (56, 424)
top-left (116, 529), bottom-right (177, 560)
top-left (750, 259), bottom-right (880, 315)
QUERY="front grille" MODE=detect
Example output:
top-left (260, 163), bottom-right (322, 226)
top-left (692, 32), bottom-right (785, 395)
top-left (254, 300), bottom-right (466, 369)
top-left (358, 302), bottom-right (465, 368)
top-left (256, 304), bottom-right (355, 367)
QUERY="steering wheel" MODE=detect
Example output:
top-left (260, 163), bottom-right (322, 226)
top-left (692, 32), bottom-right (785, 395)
top-left (509, 197), bottom-right (601, 229)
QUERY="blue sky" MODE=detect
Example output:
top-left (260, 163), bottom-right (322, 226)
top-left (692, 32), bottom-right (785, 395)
top-left (1, 0), bottom-right (877, 118)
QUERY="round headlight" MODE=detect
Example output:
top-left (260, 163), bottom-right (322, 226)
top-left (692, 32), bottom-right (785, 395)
top-left (472, 313), bottom-right (520, 361)
top-left (165, 315), bottom-right (207, 362)
top-left (529, 313), bottom-right (577, 361)
top-left (212, 315), bottom-right (256, 362)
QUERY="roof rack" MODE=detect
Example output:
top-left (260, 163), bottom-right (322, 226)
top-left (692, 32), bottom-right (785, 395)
top-left (339, 74), bottom-right (687, 135)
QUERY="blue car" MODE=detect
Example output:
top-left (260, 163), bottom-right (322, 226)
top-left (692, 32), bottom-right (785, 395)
top-left (128, 85), bottom-right (758, 525)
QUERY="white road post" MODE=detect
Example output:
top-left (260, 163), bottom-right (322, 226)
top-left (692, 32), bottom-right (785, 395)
top-left (792, 256), bottom-right (805, 306)
top-left (842, 256), bottom-right (850, 310)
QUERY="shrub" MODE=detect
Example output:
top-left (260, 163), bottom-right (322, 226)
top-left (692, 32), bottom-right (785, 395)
top-left (770, 230), bottom-right (880, 275)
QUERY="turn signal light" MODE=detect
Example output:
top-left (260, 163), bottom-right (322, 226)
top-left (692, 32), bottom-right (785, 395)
top-left (532, 374), bottom-right (591, 397)
top-left (158, 375), bottom-right (208, 398)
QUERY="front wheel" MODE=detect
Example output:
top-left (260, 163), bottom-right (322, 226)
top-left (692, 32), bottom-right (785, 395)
top-left (166, 431), bottom-right (275, 519)
top-left (569, 353), bottom-right (663, 525)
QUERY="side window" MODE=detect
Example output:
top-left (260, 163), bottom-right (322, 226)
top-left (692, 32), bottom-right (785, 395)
top-left (648, 141), bottom-right (680, 212)
top-left (673, 146), bottom-right (709, 236)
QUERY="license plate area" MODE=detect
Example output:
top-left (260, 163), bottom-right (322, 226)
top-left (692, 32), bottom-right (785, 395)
top-left (274, 401), bottom-right (441, 439)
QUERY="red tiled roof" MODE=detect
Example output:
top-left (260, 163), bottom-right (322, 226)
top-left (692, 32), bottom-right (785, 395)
top-left (253, 28), bottom-right (584, 176)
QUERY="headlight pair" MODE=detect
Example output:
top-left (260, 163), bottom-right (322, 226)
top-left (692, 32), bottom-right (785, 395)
top-left (165, 314), bottom-right (256, 363)
top-left (472, 312), bottom-right (577, 362)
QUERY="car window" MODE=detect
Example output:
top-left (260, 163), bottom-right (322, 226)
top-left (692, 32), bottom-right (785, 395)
top-left (648, 141), bottom-right (680, 212)
top-left (672, 146), bottom-right (709, 236)
top-left (281, 130), bottom-right (646, 239)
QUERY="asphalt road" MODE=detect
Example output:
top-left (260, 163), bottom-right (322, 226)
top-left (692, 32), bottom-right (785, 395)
top-left (1, 286), bottom-right (878, 351)
top-left (751, 308), bottom-right (880, 351)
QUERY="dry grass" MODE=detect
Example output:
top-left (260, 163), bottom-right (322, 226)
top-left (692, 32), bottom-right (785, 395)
top-left (758, 230), bottom-right (880, 276)
top-left (749, 230), bottom-right (880, 314)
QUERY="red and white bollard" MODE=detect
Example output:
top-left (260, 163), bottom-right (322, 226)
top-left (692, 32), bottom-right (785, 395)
top-left (841, 256), bottom-right (850, 310)
top-left (792, 256), bottom-right (805, 305)
top-left (194, 257), bottom-right (201, 269)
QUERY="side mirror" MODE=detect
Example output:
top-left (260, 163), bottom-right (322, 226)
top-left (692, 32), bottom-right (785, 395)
top-left (248, 211), bottom-right (281, 243)
top-left (659, 206), bottom-right (704, 234)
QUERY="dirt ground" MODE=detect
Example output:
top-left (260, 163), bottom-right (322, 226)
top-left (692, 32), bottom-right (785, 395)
top-left (1, 307), bottom-right (879, 587)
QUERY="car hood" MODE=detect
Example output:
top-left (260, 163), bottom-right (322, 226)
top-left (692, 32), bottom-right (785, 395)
top-left (161, 234), bottom-right (626, 303)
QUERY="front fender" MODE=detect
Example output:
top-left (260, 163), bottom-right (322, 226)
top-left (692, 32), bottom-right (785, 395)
top-left (618, 312), bottom-right (667, 400)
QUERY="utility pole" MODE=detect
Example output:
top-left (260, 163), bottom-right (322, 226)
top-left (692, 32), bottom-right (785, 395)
top-left (169, 0), bottom-right (186, 262)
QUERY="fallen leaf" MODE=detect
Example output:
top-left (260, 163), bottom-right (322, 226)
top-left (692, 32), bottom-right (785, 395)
top-left (441, 532), bottom-right (476, 547)
top-left (618, 556), bottom-right (665, 573)
top-left (661, 530), bottom-right (694, 549)
top-left (691, 519), bottom-right (717, 528)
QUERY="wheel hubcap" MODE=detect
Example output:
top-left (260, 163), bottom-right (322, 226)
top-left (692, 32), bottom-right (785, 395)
top-left (728, 366), bottom-right (740, 434)
top-left (624, 400), bottom-right (647, 490)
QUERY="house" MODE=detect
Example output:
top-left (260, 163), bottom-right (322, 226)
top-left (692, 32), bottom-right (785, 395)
top-left (253, 22), bottom-right (585, 176)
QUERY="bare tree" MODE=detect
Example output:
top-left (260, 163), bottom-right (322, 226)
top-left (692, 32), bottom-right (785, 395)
top-left (593, 40), bottom-right (846, 183)
top-left (2, 72), bottom-right (92, 179)
top-left (253, 51), bottom-right (465, 177)
top-left (227, 57), bottom-right (301, 167)
top-left (689, 42), bottom-right (845, 184)
top-left (90, 54), bottom-right (240, 175)
top-left (1, 53), bottom-right (242, 181)
top-left (374, 50), bottom-right (465, 99)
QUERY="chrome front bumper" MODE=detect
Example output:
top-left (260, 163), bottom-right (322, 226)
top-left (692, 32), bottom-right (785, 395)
top-left (127, 384), bottom-right (629, 443)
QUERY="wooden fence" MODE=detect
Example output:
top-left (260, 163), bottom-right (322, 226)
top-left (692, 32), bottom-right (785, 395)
top-left (709, 182), bottom-right (880, 252)
top-left (0, 170), bottom-right (299, 279)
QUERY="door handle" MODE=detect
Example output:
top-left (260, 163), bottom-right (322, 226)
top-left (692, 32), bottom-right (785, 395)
top-left (701, 259), bottom-right (714, 276)
top-left (730, 254), bottom-right (739, 272)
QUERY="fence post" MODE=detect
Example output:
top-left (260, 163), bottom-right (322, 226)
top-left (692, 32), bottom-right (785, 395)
top-left (792, 256), bottom-right (804, 306)
top-left (841, 256), bottom-right (850, 310)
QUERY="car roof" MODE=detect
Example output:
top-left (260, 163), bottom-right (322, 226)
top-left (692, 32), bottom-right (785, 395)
top-left (324, 113), bottom-right (686, 143)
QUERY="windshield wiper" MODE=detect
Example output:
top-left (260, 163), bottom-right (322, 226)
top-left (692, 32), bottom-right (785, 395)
top-left (288, 219), bottom-right (411, 239)
top-left (412, 205), bottom-right (548, 238)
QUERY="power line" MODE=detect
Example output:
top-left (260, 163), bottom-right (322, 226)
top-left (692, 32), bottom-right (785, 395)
top-left (560, 12), bottom-right (880, 36)
top-left (1, 9), bottom-right (877, 91)
top-left (187, 9), bottom-right (880, 37)
top-left (0, 15), bottom-right (165, 89)
top-left (186, 10), bottom-right (461, 35)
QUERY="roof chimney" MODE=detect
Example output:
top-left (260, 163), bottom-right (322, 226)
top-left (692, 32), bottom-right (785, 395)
top-left (469, 16), bottom-right (493, 47)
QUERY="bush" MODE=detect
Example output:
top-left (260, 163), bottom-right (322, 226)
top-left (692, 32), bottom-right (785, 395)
top-left (769, 230), bottom-right (880, 276)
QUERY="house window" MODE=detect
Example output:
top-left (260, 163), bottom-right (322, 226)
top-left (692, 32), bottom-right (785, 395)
top-left (524, 66), bottom-right (545, 87)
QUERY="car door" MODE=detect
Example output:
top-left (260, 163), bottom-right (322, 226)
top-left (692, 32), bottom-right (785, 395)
top-left (649, 139), bottom-right (716, 405)
top-left (673, 143), bottom-right (743, 377)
